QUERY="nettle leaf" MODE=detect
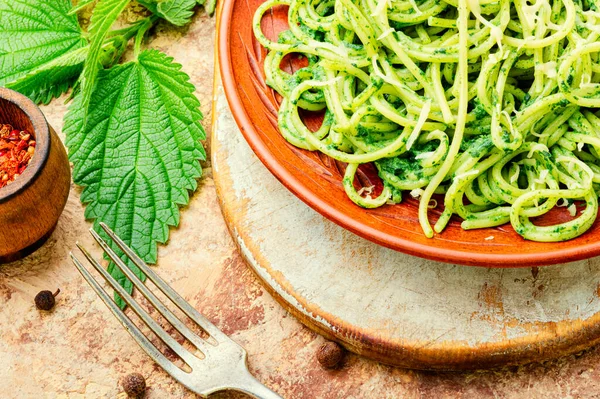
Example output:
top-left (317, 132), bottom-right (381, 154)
top-left (65, 49), bottom-right (206, 308)
top-left (7, 47), bottom-right (87, 105)
top-left (0, 0), bottom-right (87, 103)
top-left (140, 0), bottom-right (197, 26)
top-left (138, 0), bottom-right (206, 26)
top-left (157, 0), bottom-right (197, 26)
top-left (80, 0), bottom-right (131, 118)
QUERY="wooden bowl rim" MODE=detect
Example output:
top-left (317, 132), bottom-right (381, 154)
top-left (0, 88), bottom-right (50, 204)
top-left (218, 0), bottom-right (600, 267)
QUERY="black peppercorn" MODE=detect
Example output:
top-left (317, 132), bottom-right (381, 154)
top-left (316, 341), bottom-right (345, 369)
top-left (34, 289), bottom-right (60, 311)
top-left (122, 373), bottom-right (146, 398)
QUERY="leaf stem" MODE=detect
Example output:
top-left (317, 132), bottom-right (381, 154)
top-left (133, 17), bottom-right (155, 59)
top-left (107, 17), bottom-right (153, 41)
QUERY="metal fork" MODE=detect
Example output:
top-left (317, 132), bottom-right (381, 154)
top-left (70, 223), bottom-right (282, 399)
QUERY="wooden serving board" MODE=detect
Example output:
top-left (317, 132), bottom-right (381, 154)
top-left (212, 78), bottom-right (600, 370)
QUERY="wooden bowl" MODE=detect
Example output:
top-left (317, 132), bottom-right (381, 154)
top-left (219, 0), bottom-right (600, 267)
top-left (0, 88), bottom-right (70, 263)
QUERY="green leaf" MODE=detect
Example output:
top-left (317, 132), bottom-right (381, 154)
top-left (64, 49), bottom-right (206, 308)
top-left (79, 0), bottom-right (130, 119)
top-left (0, 0), bottom-right (87, 103)
top-left (7, 38), bottom-right (128, 105)
top-left (157, 0), bottom-right (197, 25)
top-left (7, 47), bottom-right (87, 105)
top-left (140, 0), bottom-right (197, 26)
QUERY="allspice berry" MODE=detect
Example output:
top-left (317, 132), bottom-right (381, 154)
top-left (122, 373), bottom-right (146, 398)
top-left (34, 289), bottom-right (60, 311)
top-left (316, 341), bottom-right (345, 369)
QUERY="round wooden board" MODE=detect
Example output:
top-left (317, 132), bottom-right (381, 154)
top-left (212, 81), bottom-right (600, 370)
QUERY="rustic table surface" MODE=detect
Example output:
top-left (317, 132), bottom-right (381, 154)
top-left (3, 10), bottom-right (600, 399)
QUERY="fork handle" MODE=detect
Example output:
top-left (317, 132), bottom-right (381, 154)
top-left (230, 373), bottom-right (283, 399)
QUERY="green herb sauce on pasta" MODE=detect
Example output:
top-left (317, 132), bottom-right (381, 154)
top-left (253, 0), bottom-right (600, 242)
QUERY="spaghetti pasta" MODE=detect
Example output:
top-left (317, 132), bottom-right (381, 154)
top-left (253, 0), bottom-right (600, 242)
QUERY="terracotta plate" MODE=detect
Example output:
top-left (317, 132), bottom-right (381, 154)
top-left (218, 0), bottom-right (600, 267)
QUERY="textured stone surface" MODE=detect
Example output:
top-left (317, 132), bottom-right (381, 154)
top-left (2, 8), bottom-right (600, 399)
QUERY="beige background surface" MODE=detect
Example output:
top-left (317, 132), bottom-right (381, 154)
top-left (2, 9), bottom-right (600, 399)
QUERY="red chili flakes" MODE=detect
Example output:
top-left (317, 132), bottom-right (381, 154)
top-left (0, 124), bottom-right (36, 189)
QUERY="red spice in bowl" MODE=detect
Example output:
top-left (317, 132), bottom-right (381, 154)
top-left (0, 123), bottom-right (36, 189)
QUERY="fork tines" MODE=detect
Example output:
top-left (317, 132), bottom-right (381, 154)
top-left (69, 224), bottom-right (224, 380)
top-left (70, 223), bottom-right (283, 399)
